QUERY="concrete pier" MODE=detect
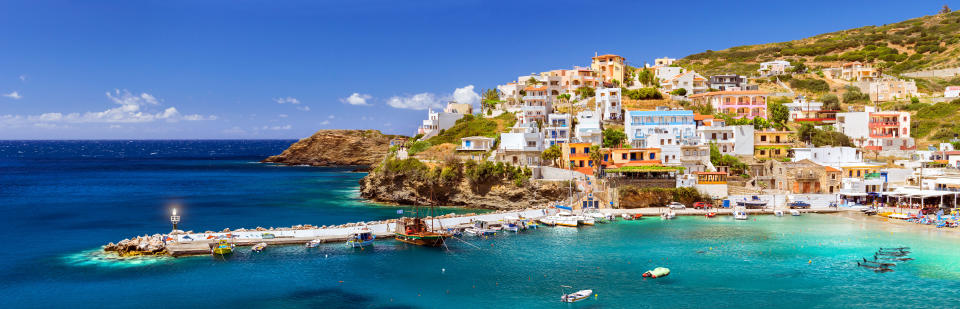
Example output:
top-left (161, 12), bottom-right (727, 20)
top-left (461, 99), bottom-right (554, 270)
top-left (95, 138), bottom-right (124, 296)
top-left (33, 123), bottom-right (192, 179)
top-left (163, 208), bottom-right (549, 257)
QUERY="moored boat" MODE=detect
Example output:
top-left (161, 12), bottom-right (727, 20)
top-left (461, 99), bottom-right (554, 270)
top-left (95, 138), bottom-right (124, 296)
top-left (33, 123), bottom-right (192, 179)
top-left (346, 224), bottom-right (376, 248)
top-left (733, 208), bottom-right (748, 220)
top-left (790, 209), bottom-right (801, 216)
top-left (305, 238), bottom-right (322, 248)
top-left (705, 212), bottom-right (717, 218)
top-left (661, 211), bottom-right (676, 220)
top-left (642, 267), bottom-right (670, 278)
top-left (621, 213), bottom-right (633, 220)
top-left (560, 286), bottom-right (593, 303)
top-left (252, 242), bottom-right (267, 252)
top-left (212, 239), bottom-right (233, 255)
top-left (555, 212), bottom-right (579, 227)
top-left (774, 210), bottom-right (784, 217)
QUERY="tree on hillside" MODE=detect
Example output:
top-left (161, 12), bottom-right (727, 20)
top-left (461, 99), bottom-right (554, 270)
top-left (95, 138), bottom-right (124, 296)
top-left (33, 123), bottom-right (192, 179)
top-left (637, 68), bottom-right (655, 87)
top-left (602, 128), bottom-right (627, 148)
top-left (821, 94), bottom-right (841, 111)
top-left (526, 77), bottom-right (539, 86)
top-left (576, 86), bottom-right (596, 98)
top-left (670, 88), bottom-right (687, 96)
top-left (767, 102), bottom-right (789, 126)
top-left (941, 5), bottom-right (951, 14)
top-left (541, 144), bottom-right (562, 167)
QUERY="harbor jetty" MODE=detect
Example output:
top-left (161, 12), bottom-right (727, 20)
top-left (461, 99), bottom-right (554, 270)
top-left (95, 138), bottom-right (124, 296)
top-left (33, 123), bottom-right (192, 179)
top-left (104, 208), bottom-right (551, 257)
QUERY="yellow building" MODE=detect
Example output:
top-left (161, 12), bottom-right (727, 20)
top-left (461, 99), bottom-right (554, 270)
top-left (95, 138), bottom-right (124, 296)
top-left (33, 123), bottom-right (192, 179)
top-left (840, 164), bottom-right (881, 179)
top-left (591, 54), bottom-right (626, 84)
top-left (754, 130), bottom-right (795, 160)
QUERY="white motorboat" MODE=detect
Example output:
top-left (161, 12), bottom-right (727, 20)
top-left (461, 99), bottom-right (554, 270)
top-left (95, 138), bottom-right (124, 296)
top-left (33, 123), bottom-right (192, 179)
top-left (305, 238), bottom-right (322, 248)
top-left (774, 210), bottom-right (784, 217)
top-left (503, 222), bottom-right (520, 232)
top-left (560, 288), bottom-right (593, 303)
top-left (251, 242), bottom-right (267, 252)
top-left (465, 220), bottom-right (497, 236)
top-left (733, 208), bottom-right (748, 220)
top-left (538, 216), bottom-right (557, 226)
top-left (790, 209), bottom-right (801, 216)
top-left (582, 210), bottom-right (608, 223)
top-left (661, 211), bottom-right (676, 220)
top-left (621, 213), bottom-right (633, 220)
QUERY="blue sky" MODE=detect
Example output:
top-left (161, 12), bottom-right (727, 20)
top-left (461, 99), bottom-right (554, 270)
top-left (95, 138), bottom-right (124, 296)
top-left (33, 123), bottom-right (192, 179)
top-left (0, 0), bottom-right (952, 139)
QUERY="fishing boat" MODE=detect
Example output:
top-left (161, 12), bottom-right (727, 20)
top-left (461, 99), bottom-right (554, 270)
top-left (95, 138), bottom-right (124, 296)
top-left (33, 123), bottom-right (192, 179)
top-left (774, 210), bottom-right (784, 217)
top-left (733, 207), bottom-right (748, 220)
top-left (560, 286), bottom-right (593, 303)
top-left (305, 238), bottom-right (322, 248)
top-left (790, 209), bottom-right (801, 216)
top-left (520, 218), bottom-right (539, 229)
top-left (576, 215), bottom-right (596, 226)
top-left (465, 220), bottom-right (498, 236)
top-left (211, 239), bottom-right (233, 255)
top-left (346, 224), bottom-right (376, 248)
top-left (503, 222), bottom-right (520, 232)
top-left (642, 267), bottom-right (670, 278)
top-left (583, 209), bottom-right (608, 223)
top-left (621, 213), bottom-right (633, 220)
top-left (705, 212), bottom-right (717, 218)
top-left (736, 196), bottom-right (768, 209)
top-left (633, 214), bottom-right (644, 220)
top-left (251, 242), bottom-right (267, 252)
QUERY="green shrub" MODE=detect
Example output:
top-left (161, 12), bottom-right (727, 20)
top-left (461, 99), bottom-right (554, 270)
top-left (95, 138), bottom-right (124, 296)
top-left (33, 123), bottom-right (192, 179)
top-left (789, 78), bottom-right (830, 93)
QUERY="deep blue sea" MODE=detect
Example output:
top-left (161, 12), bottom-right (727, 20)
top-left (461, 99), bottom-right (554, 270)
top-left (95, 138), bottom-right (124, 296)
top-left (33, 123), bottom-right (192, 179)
top-left (1, 140), bottom-right (960, 308)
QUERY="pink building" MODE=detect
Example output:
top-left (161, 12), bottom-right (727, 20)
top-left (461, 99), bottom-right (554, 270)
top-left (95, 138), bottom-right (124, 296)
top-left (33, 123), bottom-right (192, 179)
top-left (689, 90), bottom-right (769, 119)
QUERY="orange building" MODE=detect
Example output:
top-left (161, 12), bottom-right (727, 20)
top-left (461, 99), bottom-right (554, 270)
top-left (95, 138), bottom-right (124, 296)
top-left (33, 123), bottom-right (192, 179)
top-left (561, 143), bottom-right (595, 175)
top-left (600, 148), bottom-right (662, 168)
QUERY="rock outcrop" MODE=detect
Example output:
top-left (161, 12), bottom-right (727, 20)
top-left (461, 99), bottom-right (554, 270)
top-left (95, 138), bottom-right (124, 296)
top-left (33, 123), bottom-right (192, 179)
top-left (359, 165), bottom-right (569, 210)
top-left (263, 130), bottom-right (399, 166)
top-left (103, 234), bottom-right (167, 257)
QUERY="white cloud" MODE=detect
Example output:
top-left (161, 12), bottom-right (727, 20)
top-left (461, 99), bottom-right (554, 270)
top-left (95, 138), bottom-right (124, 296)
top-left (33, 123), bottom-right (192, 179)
top-left (452, 85), bottom-right (481, 107)
top-left (296, 105), bottom-right (310, 111)
top-left (0, 89), bottom-right (215, 127)
top-left (386, 92), bottom-right (443, 110)
top-left (3, 91), bottom-right (22, 99)
top-left (320, 120), bottom-right (330, 125)
top-left (273, 97), bottom-right (300, 104)
top-left (278, 114), bottom-right (289, 118)
top-left (385, 85), bottom-right (481, 110)
top-left (328, 115), bottom-right (335, 119)
top-left (18, 75), bottom-right (26, 81)
top-left (222, 126), bottom-right (247, 134)
top-left (340, 93), bottom-right (372, 106)
top-left (260, 125), bottom-right (291, 130)
top-left (361, 116), bottom-right (374, 121)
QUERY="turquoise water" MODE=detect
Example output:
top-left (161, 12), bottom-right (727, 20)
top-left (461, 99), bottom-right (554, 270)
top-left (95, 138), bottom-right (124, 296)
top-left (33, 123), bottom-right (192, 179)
top-left (2, 141), bottom-right (960, 308)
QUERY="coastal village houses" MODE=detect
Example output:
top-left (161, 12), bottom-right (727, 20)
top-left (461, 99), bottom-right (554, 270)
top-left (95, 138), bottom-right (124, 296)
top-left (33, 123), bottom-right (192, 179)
top-left (561, 142), bottom-right (595, 176)
top-left (660, 71), bottom-right (708, 95)
top-left (836, 106), bottom-right (914, 152)
top-left (625, 109), bottom-right (697, 149)
top-left (753, 129), bottom-right (796, 160)
top-left (544, 113), bottom-right (572, 147)
top-left (456, 136), bottom-right (495, 161)
top-left (496, 126), bottom-right (543, 167)
top-left (417, 101), bottom-right (471, 139)
top-left (575, 109), bottom-right (603, 145)
top-left (708, 74), bottom-right (755, 91)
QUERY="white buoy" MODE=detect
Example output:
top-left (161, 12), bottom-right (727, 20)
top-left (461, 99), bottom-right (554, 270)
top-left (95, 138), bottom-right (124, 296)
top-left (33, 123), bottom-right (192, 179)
top-left (441, 268), bottom-right (446, 273)
top-left (325, 254), bottom-right (328, 258)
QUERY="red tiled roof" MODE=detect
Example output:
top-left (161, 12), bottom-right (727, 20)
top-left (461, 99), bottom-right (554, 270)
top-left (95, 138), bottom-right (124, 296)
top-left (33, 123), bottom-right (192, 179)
top-left (688, 90), bottom-right (769, 98)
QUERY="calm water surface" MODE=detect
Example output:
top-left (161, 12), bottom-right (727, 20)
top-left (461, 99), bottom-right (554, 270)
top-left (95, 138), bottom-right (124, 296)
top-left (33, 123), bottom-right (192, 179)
top-left (1, 140), bottom-right (959, 308)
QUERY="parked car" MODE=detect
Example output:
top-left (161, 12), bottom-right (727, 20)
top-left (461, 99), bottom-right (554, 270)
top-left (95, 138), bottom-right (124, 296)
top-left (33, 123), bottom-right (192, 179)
top-left (693, 202), bottom-right (713, 209)
top-left (668, 202), bottom-right (686, 209)
top-left (789, 201), bottom-right (811, 209)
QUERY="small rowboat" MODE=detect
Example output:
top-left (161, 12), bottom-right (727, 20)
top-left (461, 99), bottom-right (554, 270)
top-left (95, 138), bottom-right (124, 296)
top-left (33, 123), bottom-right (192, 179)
top-left (560, 288), bottom-right (593, 303)
top-left (633, 214), bottom-right (643, 220)
top-left (705, 212), bottom-right (717, 218)
top-left (252, 242), bottom-right (267, 252)
top-left (305, 239), bottom-right (322, 248)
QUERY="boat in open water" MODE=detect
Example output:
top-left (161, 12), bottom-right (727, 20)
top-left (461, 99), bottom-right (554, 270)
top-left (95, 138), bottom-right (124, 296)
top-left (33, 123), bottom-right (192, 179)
top-left (394, 203), bottom-right (450, 247)
top-left (560, 286), bottom-right (593, 303)
top-left (252, 242), bottom-right (267, 252)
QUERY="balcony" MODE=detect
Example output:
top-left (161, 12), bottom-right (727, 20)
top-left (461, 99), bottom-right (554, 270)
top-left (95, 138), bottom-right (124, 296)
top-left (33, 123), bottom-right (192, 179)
top-left (523, 95), bottom-right (547, 101)
top-left (869, 121), bottom-right (899, 127)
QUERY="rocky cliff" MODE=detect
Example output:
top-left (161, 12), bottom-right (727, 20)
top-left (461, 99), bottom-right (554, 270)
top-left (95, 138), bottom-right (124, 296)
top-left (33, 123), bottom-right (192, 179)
top-left (263, 130), bottom-right (398, 166)
top-left (359, 159), bottom-right (570, 210)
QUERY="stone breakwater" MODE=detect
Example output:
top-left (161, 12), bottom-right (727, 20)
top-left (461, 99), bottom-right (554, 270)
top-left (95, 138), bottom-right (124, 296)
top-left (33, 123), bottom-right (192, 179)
top-left (101, 208), bottom-right (548, 258)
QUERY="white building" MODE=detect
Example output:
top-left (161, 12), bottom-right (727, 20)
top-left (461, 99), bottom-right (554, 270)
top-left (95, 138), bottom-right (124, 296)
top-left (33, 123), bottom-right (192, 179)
top-left (836, 106), bottom-right (914, 151)
top-left (654, 57), bottom-right (676, 67)
top-left (945, 86), bottom-right (960, 98)
top-left (596, 86), bottom-right (622, 121)
top-left (496, 126), bottom-right (544, 167)
top-left (732, 125), bottom-right (755, 156)
top-left (575, 109), bottom-right (602, 145)
top-left (544, 113), bottom-right (572, 147)
top-left (655, 66), bottom-right (683, 81)
top-left (659, 71), bottom-right (708, 95)
top-left (697, 120), bottom-right (737, 154)
top-left (625, 110), bottom-right (697, 148)
top-left (757, 60), bottom-right (793, 77)
top-left (456, 136), bottom-right (495, 161)
top-left (792, 147), bottom-right (863, 168)
top-left (417, 106), bottom-right (466, 138)
top-left (783, 99), bottom-right (823, 121)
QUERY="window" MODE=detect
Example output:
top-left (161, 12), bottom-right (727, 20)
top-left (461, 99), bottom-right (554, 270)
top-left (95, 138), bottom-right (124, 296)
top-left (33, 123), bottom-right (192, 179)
top-left (650, 153), bottom-right (656, 160)
top-left (604, 154), bottom-right (609, 161)
top-left (584, 147), bottom-right (590, 153)
top-left (761, 135), bottom-right (767, 142)
top-left (622, 153), bottom-right (627, 160)
top-left (570, 148), bottom-right (576, 154)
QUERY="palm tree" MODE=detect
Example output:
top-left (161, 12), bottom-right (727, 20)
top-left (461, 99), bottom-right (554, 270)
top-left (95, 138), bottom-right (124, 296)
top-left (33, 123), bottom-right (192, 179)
top-left (588, 145), bottom-right (603, 177)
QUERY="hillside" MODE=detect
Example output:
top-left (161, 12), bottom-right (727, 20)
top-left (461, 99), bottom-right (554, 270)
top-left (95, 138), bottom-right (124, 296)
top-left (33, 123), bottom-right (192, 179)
top-left (263, 130), bottom-right (401, 166)
top-left (677, 10), bottom-right (960, 76)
